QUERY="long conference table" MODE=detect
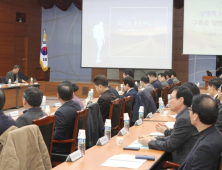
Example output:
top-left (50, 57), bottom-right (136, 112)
top-left (51, 112), bottom-right (176, 170)
top-left (0, 83), bottom-right (40, 110)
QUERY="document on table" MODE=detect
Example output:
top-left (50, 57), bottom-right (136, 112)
top-left (101, 154), bottom-right (146, 169)
top-left (165, 122), bottom-right (175, 129)
top-left (169, 114), bottom-right (177, 118)
top-left (149, 132), bottom-right (164, 137)
top-left (128, 140), bottom-right (149, 150)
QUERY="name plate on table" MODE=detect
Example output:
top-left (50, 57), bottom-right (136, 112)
top-left (134, 119), bottom-right (143, 126)
top-left (146, 112), bottom-right (153, 118)
top-left (117, 128), bottom-right (127, 136)
top-left (54, 103), bottom-right (61, 107)
top-left (34, 82), bottom-right (38, 85)
top-left (96, 136), bottom-right (109, 146)
top-left (9, 111), bottom-right (19, 117)
top-left (24, 83), bottom-right (29, 86)
top-left (66, 150), bottom-right (82, 162)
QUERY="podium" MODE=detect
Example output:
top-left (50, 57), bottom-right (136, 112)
top-left (202, 76), bottom-right (216, 88)
top-left (36, 67), bottom-right (50, 81)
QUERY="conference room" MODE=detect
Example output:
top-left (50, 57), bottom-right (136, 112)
top-left (0, 0), bottom-right (222, 169)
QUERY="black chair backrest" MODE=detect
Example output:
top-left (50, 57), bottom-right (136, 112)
top-left (0, 77), bottom-right (6, 84)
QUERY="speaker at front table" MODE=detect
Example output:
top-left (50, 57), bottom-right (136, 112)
top-left (18, 71), bottom-right (28, 81)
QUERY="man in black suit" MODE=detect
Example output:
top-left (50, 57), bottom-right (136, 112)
top-left (121, 76), bottom-right (141, 125)
top-left (179, 94), bottom-right (222, 169)
top-left (93, 75), bottom-right (116, 122)
top-left (164, 70), bottom-right (173, 85)
top-left (53, 83), bottom-right (81, 153)
top-left (5, 65), bottom-right (27, 84)
top-left (208, 77), bottom-right (222, 100)
top-left (0, 90), bottom-right (17, 135)
top-left (108, 85), bottom-right (120, 98)
top-left (147, 71), bottom-right (162, 97)
top-left (138, 86), bottom-right (199, 164)
top-left (16, 87), bottom-right (47, 128)
top-left (123, 69), bottom-right (138, 92)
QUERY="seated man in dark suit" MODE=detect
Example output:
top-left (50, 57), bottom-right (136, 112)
top-left (5, 65), bottom-right (26, 84)
top-left (121, 76), bottom-right (141, 125)
top-left (208, 77), bottom-right (222, 100)
top-left (158, 73), bottom-right (169, 87)
top-left (16, 87), bottom-right (47, 128)
top-left (164, 70), bottom-right (173, 85)
top-left (140, 76), bottom-right (154, 94)
top-left (123, 69), bottom-right (138, 92)
top-left (147, 71), bottom-right (162, 97)
top-left (170, 70), bottom-right (180, 84)
top-left (53, 83), bottom-right (81, 153)
top-left (0, 89), bottom-right (17, 135)
top-left (138, 86), bottom-right (199, 164)
top-left (179, 94), bottom-right (222, 169)
top-left (108, 85), bottom-right (120, 98)
top-left (93, 75), bottom-right (116, 122)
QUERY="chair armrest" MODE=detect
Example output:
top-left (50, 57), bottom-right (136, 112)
top-left (162, 161), bottom-right (180, 169)
top-left (52, 139), bottom-right (75, 144)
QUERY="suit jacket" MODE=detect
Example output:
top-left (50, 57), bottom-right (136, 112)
top-left (121, 88), bottom-right (142, 123)
top-left (161, 80), bottom-right (169, 87)
top-left (144, 84), bottom-right (154, 95)
top-left (167, 78), bottom-right (173, 85)
top-left (16, 107), bottom-right (47, 128)
top-left (0, 110), bottom-right (17, 135)
top-left (151, 79), bottom-right (162, 97)
top-left (179, 125), bottom-right (222, 170)
top-left (5, 70), bottom-right (22, 84)
top-left (173, 77), bottom-right (180, 84)
top-left (215, 103), bottom-right (222, 132)
top-left (97, 89), bottom-right (116, 122)
top-left (148, 107), bottom-right (199, 164)
top-left (108, 85), bottom-right (120, 98)
top-left (53, 100), bottom-right (81, 153)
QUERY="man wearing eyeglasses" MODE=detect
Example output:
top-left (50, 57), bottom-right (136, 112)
top-left (138, 86), bottom-right (199, 164)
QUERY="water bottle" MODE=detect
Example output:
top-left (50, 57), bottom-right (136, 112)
top-left (88, 91), bottom-right (91, 100)
top-left (90, 89), bottom-right (94, 100)
top-left (104, 119), bottom-right (111, 141)
top-left (116, 86), bottom-right (118, 92)
top-left (124, 113), bottom-right (129, 132)
top-left (8, 79), bottom-right (11, 86)
top-left (41, 96), bottom-right (46, 111)
top-left (30, 77), bottom-right (33, 85)
top-left (159, 97), bottom-right (163, 109)
top-left (138, 106), bottom-right (144, 121)
top-left (120, 84), bottom-right (123, 92)
top-left (16, 78), bottom-right (18, 85)
top-left (160, 100), bottom-right (165, 116)
top-left (135, 81), bottom-right (138, 86)
top-left (78, 129), bottom-right (86, 156)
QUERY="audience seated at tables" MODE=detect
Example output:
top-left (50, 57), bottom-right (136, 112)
top-left (158, 73), bottom-right (169, 87)
top-left (53, 83), bottom-right (81, 153)
top-left (164, 70), bottom-right (173, 85)
top-left (157, 81), bottom-right (200, 136)
top-left (16, 87), bottom-right (47, 128)
top-left (93, 75), bottom-right (116, 122)
top-left (0, 89), bottom-right (17, 135)
top-left (178, 94), bottom-right (222, 169)
top-left (121, 76), bottom-right (141, 125)
top-left (208, 77), bottom-right (222, 100)
top-left (123, 69), bottom-right (138, 92)
top-left (138, 86), bottom-right (199, 164)
top-left (215, 85), bottom-right (222, 132)
top-left (140, 76), bottom-right (154, 94)
top-left (147, 71), bottom-right (162, 97)
top-left (170, 70), bottom-right (180, 84)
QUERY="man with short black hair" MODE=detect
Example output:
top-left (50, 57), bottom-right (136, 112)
top-left (164, 70), bottom-right (173, 85)
top-left (139, 86), bottom-right (199, 164)
top-left (171, 70), bottom-right (180, 84)
top-left (0, 90), bottom-right (17, 135)
top-left (6, 65), bottom-right (26, 84)
top-left (140, 76), bottom-right (154, 94)
top-left (179, 94), bottom-right (222, 169)
top-left (182, 82), bottom-right (200, 96)
top-left (16, 87), bottom-right (47, 128)
top-left (158, 73), bottom-right (169, 87)
top-left (123, 69), bottom-right (134, 78)
top-left (93, 75), bottom-right (116, 122)
top-left (53, 83), bottom-right (81, 153)
top-left (208, 78), bottom-right (222, 99)
top-left (147, 71), bottom-right (162, 97)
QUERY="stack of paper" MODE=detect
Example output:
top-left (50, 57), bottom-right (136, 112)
top-left (101, 154), bottom-right (146, 169)
top-left (169, 114), bottom-right (177, 118)
top-left (149, 132), bottom-right (164, 137)
top-left (128, 140), bottom-right (149, 150)
top-left (165, 122), bottom-right (175, 129)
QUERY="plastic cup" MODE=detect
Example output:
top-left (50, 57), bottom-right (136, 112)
top-left (116, 137), bottom-right (123, 146)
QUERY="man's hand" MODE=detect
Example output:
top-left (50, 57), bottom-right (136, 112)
top-left (155, 123), bottom-right (168, 133)
top-left (22, 79), bottom-right (27, 83)
top-left (138, 135), bottom-right (154, 146)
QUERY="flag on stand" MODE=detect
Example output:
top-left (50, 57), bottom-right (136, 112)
top-left (40, 30), bottom-right (48, 71)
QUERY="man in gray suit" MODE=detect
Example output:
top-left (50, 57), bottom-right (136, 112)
top-left (158, 73), bottom-right (169, 87)
top-left (5, 65), bottom-right (26, 84)
top-left (138, 86), bottom-right (199, 164)
top-left (171, 70), bottom-right (180, 84)
top-left (140, 76), bottom-right (154, 94)
top-left (16, 87), bottom-right (47, 127)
